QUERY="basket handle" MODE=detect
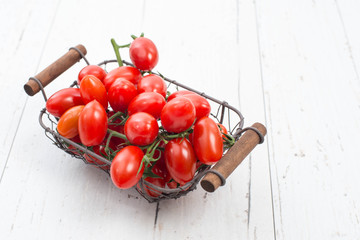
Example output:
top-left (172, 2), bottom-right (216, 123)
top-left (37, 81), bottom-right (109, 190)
top-left (200, 122), bottom-right (267, 192)
top-left (24, 44), bottom-right (87, 96)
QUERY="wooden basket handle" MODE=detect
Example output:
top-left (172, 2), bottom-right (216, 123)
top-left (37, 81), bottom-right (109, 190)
top-left (200, 122), bottom-right (267, 192)
top-left (24, 44), bottom-right (87, 96)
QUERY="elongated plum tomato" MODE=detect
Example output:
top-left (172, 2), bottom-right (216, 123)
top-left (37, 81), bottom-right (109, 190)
top-left (160, 97), bottom-right (196, 133)
top-left (78, 100), bottom-right (108, 146)
top-left (128, 92), bottom-right (165, 119)
top-left (168, 91), bottom-right (211, 120)
top-left (129, 37), bottom-right (159, 71)
top-left (103, 66), bottom-right (142, 91)
top-left (124, 112), bottom-right (159, 146)
top-left (167, 90), bottom-right (194, 102)
top-left (78, 65), bottom-right (107, 84)
top-left (108, 78), bottom-right (138, 112)
top-left (193, 117), bottom-right (223, 165)
top-left (110, 146), bottom-right (145, 189)
top-left (80, 75), bottom-right (108, 109)
top-left (164, 138), bottom-right (197, 185)
top-left (137, 74), bottom-right (167, 98)
top-left (46, 88), bottom-right (84, 118)
top-left (57, 105), bottom-right (84, 139)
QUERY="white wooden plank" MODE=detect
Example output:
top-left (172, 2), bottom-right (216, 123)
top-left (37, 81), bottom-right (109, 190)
top-left (237, 0), bottom-right (275, 239)
top-left (0, 0), bottom-right (59, 180)
top-left (255, 0), bottom-right (360, 239)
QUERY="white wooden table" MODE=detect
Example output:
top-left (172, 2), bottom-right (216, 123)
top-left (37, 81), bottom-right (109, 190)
top-left (1, 0), bottom-right (360, 239)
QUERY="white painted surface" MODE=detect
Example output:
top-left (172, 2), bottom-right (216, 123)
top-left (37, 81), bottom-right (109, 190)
top-left (0, 0), bottom-right (359, 239)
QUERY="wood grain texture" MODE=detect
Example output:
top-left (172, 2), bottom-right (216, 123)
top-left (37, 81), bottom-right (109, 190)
top-left (2, 0), bottom-right (360, 239)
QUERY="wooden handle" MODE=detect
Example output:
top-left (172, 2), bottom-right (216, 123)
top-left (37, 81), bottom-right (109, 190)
top-left (200, 122), bottom-right (267, 192)
top-left (24, 44), bottom-right (87, 96)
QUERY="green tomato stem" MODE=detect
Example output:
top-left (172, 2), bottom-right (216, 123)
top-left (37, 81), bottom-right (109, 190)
top-left (111, 38), bottom-right (123, 67)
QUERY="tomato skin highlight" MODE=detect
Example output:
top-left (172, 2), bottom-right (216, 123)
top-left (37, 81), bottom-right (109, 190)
top-left (165, 138), bottom-right (197, 185)
top-left (161, 97), bottom-right (196, 133)
top-left (110, 146), bottom-right (145, 189)
top-left (129, 37), bottom-right (159, 71)
top-left (78, 65), bottom-right (107, 84)
top-left (193, 117), bottom-right (223, 165)
top-left (57, 105), bottom-right (84, 139)
top-left (137, 74), bottom-right (167, 98)
top-left (46, 88), bottom-right (84, 118)
top-left (108, 79), bottom-right (138, 112)
top-left (128, 92), bottom-right (166, 119)
top-left (80, 75), bottom-right (108, 109)
top-left (78, 100), bottom-right (108, 146)
top-left (103, 66), bottom-right (142, 91)
top-left (124, 112), bottom-right (159, 146)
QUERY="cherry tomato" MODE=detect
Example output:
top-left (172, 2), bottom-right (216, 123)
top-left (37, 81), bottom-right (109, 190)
top-left (142, 176), bottom-right (166, 197)
top-left (46, 88), bottom-right (84, 118)
top-left (124, 112), bottom-right (158, 146)
top-left (107, 111), bottom-right (126, 147)
top-left (78, 100), bottom-right (108, 146)
top-left (110, 146), bottom-right (144, 189)
top-left (152, 148), bottom-right (171, 182)
top-left (129, 37), bottom-right (159, 71)
top-left (103, 66), bottom-right (142, 91)
top-left (161, 97), bottom-right (196, 133)
top-left (193, 117), bottom-right (223, 165)
top-left (182, 94), bottom-right (211, 121)
top-left (217, 123), bottom-right (228, 139)
top-left (84, 141), bottom-right (116, 171)
top-left (167, 90), bottom-right (193, 102)
top-left (57, 105), bottom-right (84, 138)
top-left (78, 65), bottom-right (107, 84)
top-left (128, 92), bottom-right (165, 119)
top-left (165, 138), bottom-right (197, 185)
top-left (108, 79), bottom-right (137, 112)
top-left (166, 180), bottom-right (178, 189)
top-left (169, 92), bottom-right (211, 121)
top-left (137, 74), bottom-right (167, 98)
top-left (80, 75), bottom-right (108, 109)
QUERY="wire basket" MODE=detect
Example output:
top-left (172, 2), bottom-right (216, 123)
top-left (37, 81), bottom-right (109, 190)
top-left (26, 45), bottom-right (265, 203)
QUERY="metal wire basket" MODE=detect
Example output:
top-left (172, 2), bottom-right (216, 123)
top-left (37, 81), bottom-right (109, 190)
top-left (25, 45), bottom-right (266, 203)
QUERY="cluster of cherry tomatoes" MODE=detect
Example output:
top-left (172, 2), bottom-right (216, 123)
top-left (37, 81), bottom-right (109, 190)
top-left (45, 35), bottom-right (234, 197)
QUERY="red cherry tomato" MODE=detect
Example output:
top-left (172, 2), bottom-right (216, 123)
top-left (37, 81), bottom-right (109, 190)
top-left (182, 94), bottom-right (211, 121)
top-left (193, 117), bottom-right (223, 165)
top-left (165, 138), bottom-right (197, 185)
top-left (103, 66), bottom-right (142, 91)
top-left (152, 148), bottom-right (171, 182)
top-left (84, 140), bottom-right (116, 171)
top-left (217, 123), bottom-right (228, 139)
top-left (129, 37), bottom-right (159, 71)
top-left (167, 90), bottom-right (194, 102)
top-left (78, 65), bottom-right (107, 84)
top-left (78, 100), bottom-right (108, 146)
top-left (166, 180), bottom-right (178, 189)
top-left (108, 79), bottom-right (137, 112)
top-left (161, 97), bottom-right (196, 133)
top-left (124, 112), bottom-right (159, 146)
top-left (142, 176), bottom-right (166, 197)
top-left (137, 74), bottom-right (167, 98)
top-left (110, 146), bottom-right (144, 189)
top-left (46, 88), bottom-right (84, 118)
top-left (80, 75), bottom-right (108, 109)
top-left (169, 92), bottom-right (211, 121)
top-left (107, 111), bottom-right (126, 147)
top-left (128, 92), bottom-right (166, 119)
top-left (57, 105), bottom-right (84, 139)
